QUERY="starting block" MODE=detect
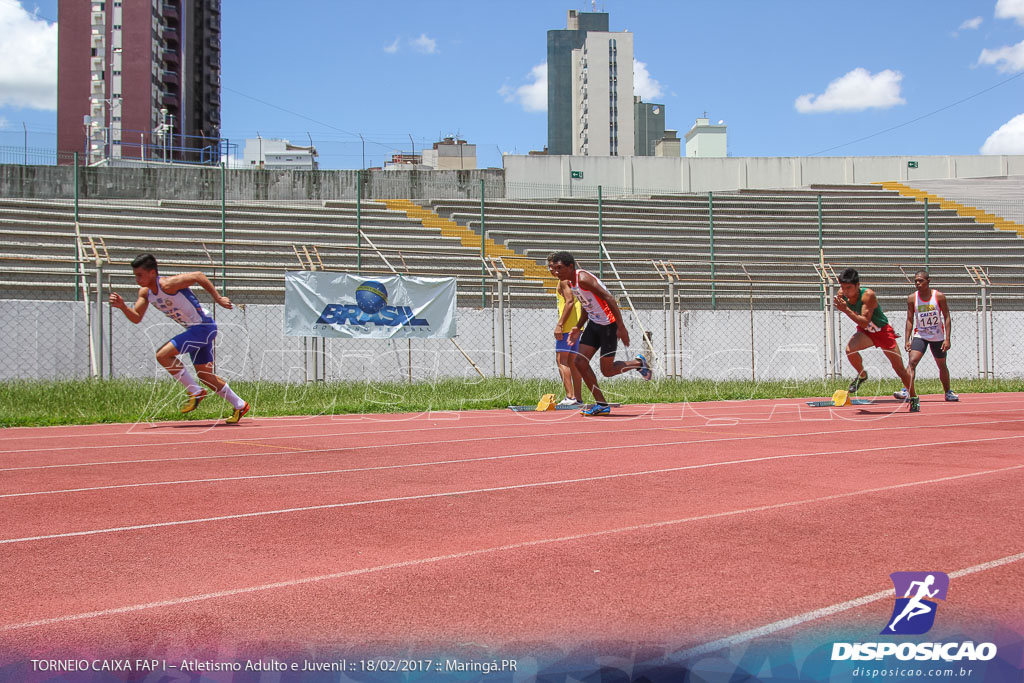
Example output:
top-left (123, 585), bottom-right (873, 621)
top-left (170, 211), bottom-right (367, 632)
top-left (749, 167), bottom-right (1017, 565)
top-left (806, 389), bottom-right (874, 407)
top-left (536, 393), bottom-right (557, 411)
top-left (507, 397), bottom-right (623, 412)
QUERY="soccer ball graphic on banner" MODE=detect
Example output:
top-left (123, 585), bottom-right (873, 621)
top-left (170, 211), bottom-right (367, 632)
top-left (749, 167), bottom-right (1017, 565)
top-left (355, 280), bottom-right (388, 314)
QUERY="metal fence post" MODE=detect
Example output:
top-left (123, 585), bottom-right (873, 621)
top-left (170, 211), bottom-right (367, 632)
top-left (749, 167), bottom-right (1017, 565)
top-left (709, 191), bottom-right (716, 310)
top-left (221, 161), bottom-right (227, 290)
top-left (95, 260), bottom-right (104, 378)
top-left (980, 281), bottom-right (989, 378)
top-left (356, 170), bottom-right (362, 274)
top-left (480, 179), bottom-right (487, 308)
top-left (924, 197), bottom-right (930, 270)
top-left (667, 279), bottom-right (676, 377)
top-left (74, 153), bottom-right (81, 302)
top-left (496, 272), bottom-right (506, 377)
top-left (818, 194), bottom-right (824, 310)
top-left (598, 185), bottom-right (604, 279)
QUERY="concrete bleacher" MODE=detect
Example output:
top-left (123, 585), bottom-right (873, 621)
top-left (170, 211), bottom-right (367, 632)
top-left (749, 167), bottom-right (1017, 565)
top-left (1, 182), bottom-right (1020, 310)
top-left (0, 198), bottom-right (515, 304)
top-left (424, 183), bottom-right (1024, 310)
top-left (903, 176), bottom-right (1024, 227)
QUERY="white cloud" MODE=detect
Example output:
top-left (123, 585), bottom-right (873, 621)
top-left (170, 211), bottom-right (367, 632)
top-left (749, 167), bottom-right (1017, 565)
top-left (0, 1), bottom-right (57, 110)
top-left (995, 0), bottom-right (1024, 26)
top-left (977, 39), bottom-right (1024, 72)
top-left (499, 63), bottom-right (547, 113)
top-left (410, 33), bottom-right (437, 54)
top-left (383, 37), bottom-right (400, 54)
top-left (794, 68), bottom-right (906, 113)
top-left (959, 16), bottom-right (983, 30)
top-left (981, 112), bottom-right (1024, 153)
top-left (633, 59), bottom-right (664, 100)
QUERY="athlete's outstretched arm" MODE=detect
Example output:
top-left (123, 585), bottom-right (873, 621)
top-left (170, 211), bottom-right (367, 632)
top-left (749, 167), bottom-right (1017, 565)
top-left (109, 287), bottom-right (148, 324)
top-left (161, 271), bottom-right (233, 309)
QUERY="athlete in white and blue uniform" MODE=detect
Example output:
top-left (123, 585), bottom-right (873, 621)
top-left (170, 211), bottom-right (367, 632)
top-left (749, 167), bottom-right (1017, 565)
top-left (546, 251), bottom-right (651, 416)
top-left (148, 279), bottom-right (217, 364)
top-left (895, 270), bottom-right (958, 402)
top-left (110, 253), bottom-right (251, 424)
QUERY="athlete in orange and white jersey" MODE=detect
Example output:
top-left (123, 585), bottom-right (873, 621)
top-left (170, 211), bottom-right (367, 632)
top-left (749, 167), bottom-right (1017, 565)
top-left (897, 271), bottom-right (958, 402)
top-left (547, 251), bottom-right (651, 416)
top-left (568, 267), bottom-right (616, 325)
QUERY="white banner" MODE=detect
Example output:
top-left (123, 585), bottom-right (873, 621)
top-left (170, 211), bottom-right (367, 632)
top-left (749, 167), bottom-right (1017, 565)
top-left (284, 272), bottom-right (457, 339)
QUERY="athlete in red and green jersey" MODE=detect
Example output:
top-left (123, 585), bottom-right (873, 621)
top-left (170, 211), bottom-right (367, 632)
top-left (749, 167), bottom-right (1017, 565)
top-left (835, 268), bottom-right (919, 412)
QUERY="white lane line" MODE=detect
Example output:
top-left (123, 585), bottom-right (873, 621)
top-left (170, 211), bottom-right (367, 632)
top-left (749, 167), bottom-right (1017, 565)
top-left (676, 551), bottom-right (1024, 660)
top-left (3, 415), bottom-right (1023, 476)
top-left (1, 465), bottom-right (1020, 632)
top-left (2, 398), bottom-right (1021, 451)
top-left (2, 437), bottom-right (1021, 544)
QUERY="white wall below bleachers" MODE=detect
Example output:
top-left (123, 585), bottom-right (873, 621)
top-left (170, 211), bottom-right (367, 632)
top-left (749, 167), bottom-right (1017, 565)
top-left (503, 154), bottom-right (1024, 196)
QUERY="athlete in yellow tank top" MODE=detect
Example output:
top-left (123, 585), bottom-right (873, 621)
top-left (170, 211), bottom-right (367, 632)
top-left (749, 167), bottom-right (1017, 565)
top-left (554, 281), bottom-right (583, 405)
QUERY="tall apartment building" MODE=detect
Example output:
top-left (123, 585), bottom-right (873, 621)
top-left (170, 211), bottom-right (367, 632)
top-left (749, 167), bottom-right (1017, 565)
top-left (547, 10), bottom-right (606, 156)
top-left (57, 0), bottom-right (222, 165)
top-left (634, 97), bottom-right (666, 157)
top-left (548, 10), bottom-right (634, 157)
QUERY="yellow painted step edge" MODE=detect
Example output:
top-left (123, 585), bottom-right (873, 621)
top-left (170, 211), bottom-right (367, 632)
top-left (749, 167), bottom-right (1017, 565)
top-left (875, 181), bottom-right (1024, 239)
top-left (377, 200), bottom-right (558, 289)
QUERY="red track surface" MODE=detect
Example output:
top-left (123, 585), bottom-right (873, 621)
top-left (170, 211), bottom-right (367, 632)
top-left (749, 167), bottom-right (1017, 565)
top-left (1, 393), bottom-right (1022, 664)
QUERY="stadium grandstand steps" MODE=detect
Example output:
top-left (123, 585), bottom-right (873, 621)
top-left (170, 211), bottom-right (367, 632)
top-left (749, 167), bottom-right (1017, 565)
top-left (0, 198), bottom-right (514, 305)
top-left (1, 183), bottom-right (1021, 310)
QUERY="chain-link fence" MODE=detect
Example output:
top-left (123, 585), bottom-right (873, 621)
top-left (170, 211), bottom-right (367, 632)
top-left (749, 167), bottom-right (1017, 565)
top-left (1, 265), bottom-right (1021, 384)
top-left (1, 165), bottom-right (1022, 384)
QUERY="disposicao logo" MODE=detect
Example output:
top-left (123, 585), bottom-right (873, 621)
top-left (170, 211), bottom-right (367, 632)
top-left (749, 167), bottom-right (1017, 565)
top-left (883, 571), bottom-right (948, 635)
top-left (316, 280), bottom-right (430, 328)
top-left (831, 572), bottom-right (998, 663)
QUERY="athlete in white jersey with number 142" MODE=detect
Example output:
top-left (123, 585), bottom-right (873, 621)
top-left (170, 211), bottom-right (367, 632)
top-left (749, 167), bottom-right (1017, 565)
top-left (110, 253), bottom-right (251, 423)
top-left (896, 270), bottom-right (958, 402)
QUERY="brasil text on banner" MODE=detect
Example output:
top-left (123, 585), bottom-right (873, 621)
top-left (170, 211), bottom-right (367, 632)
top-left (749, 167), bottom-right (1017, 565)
top-left (284, 272), bottom-right (457, 339)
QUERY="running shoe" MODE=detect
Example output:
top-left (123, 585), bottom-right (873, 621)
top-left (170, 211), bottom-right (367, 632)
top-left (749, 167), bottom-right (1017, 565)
top-left (909, 397), bottom-right (921, 413)
top-left (636, 353), bottom-right (653, 381)
top-left (848, 371), bottom-right (868, 394)
top-left (180, 390), bottom-right (207, 414)
top-left (558, 397), bottom-right (581, 406)
top-left (225, 402), bottom-right (250, 424)
top-left (580, 403), bottom-right (611, 416)
top-left (945, 390), bottom-right (960, 402)
top-left (893, 387), bottom-right (909, 401)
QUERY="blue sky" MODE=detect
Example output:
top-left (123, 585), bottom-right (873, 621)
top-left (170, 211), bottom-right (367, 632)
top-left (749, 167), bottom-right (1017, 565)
top-left (2, 0), bottom-right (1023, 169)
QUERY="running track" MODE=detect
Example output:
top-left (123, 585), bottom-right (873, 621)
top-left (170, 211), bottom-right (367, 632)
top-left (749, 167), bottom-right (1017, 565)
top-left (1, 393), bottom-right (1022, 667)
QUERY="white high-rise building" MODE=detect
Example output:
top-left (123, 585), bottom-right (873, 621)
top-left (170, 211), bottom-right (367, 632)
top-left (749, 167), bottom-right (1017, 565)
top-left (571, 30), bottom-right (634, 156)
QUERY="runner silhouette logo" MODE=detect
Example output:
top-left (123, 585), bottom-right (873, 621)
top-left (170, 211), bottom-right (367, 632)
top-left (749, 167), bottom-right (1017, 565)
top-left (883, 572), bottom-right (949, 635)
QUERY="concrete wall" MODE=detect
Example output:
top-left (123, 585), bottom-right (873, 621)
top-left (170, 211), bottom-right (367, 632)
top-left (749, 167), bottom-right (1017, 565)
top-left (503, 154), bottom-right (1024, 197)
top-left (0, 164), bottom-right (505, 201)
top-left (4, 300), bottom-right (1019, 384)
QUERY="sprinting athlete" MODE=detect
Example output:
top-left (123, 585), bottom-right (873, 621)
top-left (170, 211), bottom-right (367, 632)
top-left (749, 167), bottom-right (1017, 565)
top-left (895, 271), bottom-right (958, 402)
top-left (546, 251), bottom-right (651, 416)
top-left (109, 253), bottom-right (250, 424)
top-left (835, 268), bottom-right (918, 412)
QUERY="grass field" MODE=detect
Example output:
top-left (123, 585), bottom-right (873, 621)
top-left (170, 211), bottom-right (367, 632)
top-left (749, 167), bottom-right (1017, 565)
top-left (2, 376), bottom-right (1021, 427)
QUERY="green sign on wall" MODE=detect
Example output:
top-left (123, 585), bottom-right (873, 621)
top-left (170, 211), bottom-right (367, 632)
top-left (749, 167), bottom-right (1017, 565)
top-left (571, 170), bottom-right (583, 179)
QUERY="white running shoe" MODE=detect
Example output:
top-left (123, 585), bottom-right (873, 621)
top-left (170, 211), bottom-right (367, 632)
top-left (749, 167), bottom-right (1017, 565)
top-left (893, 387), bottom-right (909, 401)
top-left (945, 390), bottom-right (960, 402)
top-left (558, 397), bottom-right (580, 406)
